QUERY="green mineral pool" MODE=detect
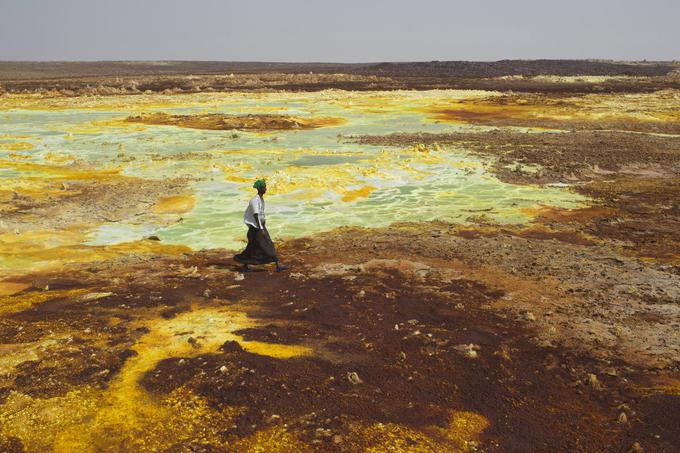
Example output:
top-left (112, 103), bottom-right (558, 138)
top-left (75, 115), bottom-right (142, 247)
top-left (0, 90), bottom-right (587, 254)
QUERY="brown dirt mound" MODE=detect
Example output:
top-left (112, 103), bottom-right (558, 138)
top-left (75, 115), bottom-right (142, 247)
top-left (126, 112), bottom-right (344, 131)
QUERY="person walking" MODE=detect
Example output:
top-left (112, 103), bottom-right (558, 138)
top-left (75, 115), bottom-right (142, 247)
top-left (234, 179), bottom-right (289, 272)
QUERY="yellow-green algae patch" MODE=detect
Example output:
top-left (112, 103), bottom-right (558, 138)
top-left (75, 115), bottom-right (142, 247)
top-left (0, 155), bottom-right (196, 277)
top-left (0, 157), bottom-right (122, 180)
top-left (0, 232), bottom-right (191, 279)
top-left (0, 141), bottom-right (35, 151)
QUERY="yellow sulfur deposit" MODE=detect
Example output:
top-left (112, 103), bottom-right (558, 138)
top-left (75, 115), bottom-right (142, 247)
top-left (347, 410), bottom-right (490, 452)
top-left (152, 194), bottom-right (196, 214)
top-left (0, 306), bottom-right (313, 451)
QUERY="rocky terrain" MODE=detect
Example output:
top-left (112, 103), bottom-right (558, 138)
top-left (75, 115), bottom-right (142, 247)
top-left (1, 62), bottom-right (679, 452)
top-left (0, 218), bottom-right (678, 452)
top-left (2, 60), bottom-right (679, 95)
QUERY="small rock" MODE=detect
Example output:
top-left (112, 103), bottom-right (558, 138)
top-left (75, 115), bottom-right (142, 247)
top-left (267, 414), bottom-right (281, 424)
top-left (147, 235), bottom-right (161, 241)
top-left (234, 273), bottom-right (245, 281)
top-left (494, 346), bottom-right (511, 361)
top-left (523, 311), bottom-right (536, 322)
top-left (536, 339), bottom-right (554, 348)
top-left (332, 434), bottom-right (344, 444)
top-left (220, 340), bottom-right (243, 353)
top-left (617, 412), bottom-right (628, 424)
top-left (219, 365), bottom-right (228, 374)
top-left (81, 292), bottom-right (113, 302)
top-left (604, 368), bottom-right (618, 377)
top-left (453, 344), bottom-right (479, 359)
top-left (203, 289), bottom-right (211, 298)
top-left (187, 337), bottom-right (199, 348)
top-left (346, 371), bottom-right (363, 385)
top-left (586, 373), bottom-right (601, 389)
top-left (627, 442), bottom-right (643, 453)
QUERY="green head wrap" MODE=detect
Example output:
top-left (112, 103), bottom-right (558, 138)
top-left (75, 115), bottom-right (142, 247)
top-left (253, 179), bottom-right (266, 190)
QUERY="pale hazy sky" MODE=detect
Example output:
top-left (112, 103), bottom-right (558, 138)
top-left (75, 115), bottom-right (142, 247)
top-left (1, 0), bottom-right (678, 61)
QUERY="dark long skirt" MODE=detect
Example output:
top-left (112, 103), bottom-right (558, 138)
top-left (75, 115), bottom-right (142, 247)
top-left (234, 226), bottom-right (278, 265)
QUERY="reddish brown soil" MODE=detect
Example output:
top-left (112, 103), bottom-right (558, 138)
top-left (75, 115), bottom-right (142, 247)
top-left (1, 222), bottom-right (678, 451)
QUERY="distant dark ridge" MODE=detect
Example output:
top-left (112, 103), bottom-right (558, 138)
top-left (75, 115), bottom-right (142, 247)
top-left (0, 61), bottom-right (365, 81)
top-left (360, 60), bottom-right (677, 77)
top-left (1, 60), bottom-right (677, 81)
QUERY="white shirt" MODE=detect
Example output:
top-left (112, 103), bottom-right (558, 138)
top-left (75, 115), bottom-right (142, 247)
top-left (244, 195), bottom-right (265, 229)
